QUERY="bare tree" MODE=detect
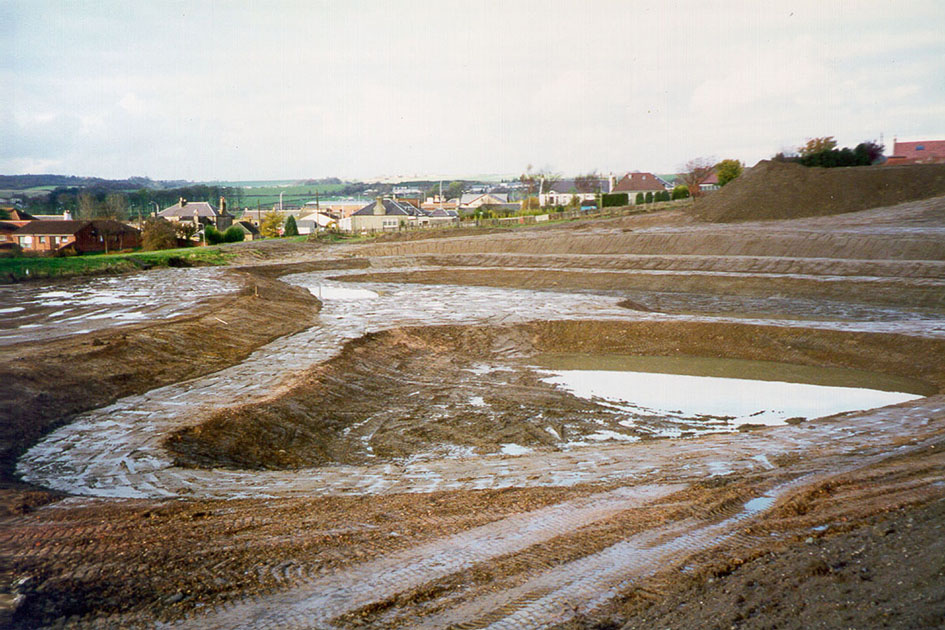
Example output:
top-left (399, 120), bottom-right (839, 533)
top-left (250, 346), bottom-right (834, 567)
top-left (102, 193), bottom-right (129, 220)
top-left (574, 171), bottom-right (601, 194)
top-left (681, 157), bottom-right (716, 198)
top-left (77, 192), bottom-right (98, 219)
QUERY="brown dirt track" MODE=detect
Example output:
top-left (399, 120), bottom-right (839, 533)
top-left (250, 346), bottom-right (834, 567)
top-left (2, 181), bottom-right (945, 628)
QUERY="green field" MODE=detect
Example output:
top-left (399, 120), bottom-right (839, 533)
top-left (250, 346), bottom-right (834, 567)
top-left (213, 182), bottom-right (351, 211)
top-left (0, 246), bottom-right (236, 283)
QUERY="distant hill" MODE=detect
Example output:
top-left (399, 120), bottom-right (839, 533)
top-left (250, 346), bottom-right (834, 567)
top-left (0, 174), bottom-right (191, 191)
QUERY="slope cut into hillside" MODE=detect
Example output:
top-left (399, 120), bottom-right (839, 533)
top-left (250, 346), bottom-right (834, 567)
top-left (694, 160), bottom-right (945, 222)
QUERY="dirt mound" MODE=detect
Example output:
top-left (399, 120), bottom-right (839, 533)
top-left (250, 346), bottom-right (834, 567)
top-left (694, 160), bottom-right (945, 222)
top-left (165, 320), bottom-right (945, 471)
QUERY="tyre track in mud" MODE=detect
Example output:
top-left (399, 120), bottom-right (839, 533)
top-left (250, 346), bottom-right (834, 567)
top-left (166, 485), bottom-right (681, 630)
top-left (8, 199), bottom-right (945, 628)
top-left (175, 438), bottom-right (945, 630)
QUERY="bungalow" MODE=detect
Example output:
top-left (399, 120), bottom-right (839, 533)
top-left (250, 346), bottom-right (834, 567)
top-left (341, 198), bottom-right (427, 233)
top-left (159, 197), bottom-right (234, 230)
top-left (538, 178), bottom-right (612, 207)
top-left (611, 172), bottom-right (670, 203)
top-left (427, 207), bottom-right (460, 226)
top-left (0, 222), bottom-right (18, 246)
top-left (14, 220), bottom-right (141, 254)
top-left (458, 193), bottom-right (509, 211)
top-left (296, 211), bottom-right (338, 234)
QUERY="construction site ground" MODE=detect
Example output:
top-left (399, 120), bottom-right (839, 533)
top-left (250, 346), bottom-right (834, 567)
top-left (2, 190), bottom-right (945, 629)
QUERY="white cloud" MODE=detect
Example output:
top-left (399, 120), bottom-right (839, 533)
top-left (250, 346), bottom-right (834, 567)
top-left (3, 0), bottom-right (944, 179)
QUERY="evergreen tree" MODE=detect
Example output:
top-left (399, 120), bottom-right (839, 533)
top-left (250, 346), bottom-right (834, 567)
top-left (284, 215), bottom-right (299, 236)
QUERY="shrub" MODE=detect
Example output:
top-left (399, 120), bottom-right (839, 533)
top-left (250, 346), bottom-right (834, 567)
top-left (204, 225), bottom-right (224, 245)
top-left (635, 192), bottom-right (645, 204)
top-left (716, 159), bottom-right (744, 186)
top-left (645, 192), bottom-right (653, 203)
top-left (223, 226), bottom-right (245, 242)
top-left (141, 217), bottom-right (178, 251)
top-left (672, 185), bottom-right (690, 200)
top-left (601, 192), bottom-right (629, 208)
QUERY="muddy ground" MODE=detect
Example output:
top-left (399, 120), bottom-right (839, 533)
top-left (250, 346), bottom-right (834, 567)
top-left (2, 195), bottom-right (945, 629)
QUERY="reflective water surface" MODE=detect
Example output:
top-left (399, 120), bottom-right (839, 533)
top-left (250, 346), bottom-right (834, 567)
top-left (531, 353), bottom-right (927, 431)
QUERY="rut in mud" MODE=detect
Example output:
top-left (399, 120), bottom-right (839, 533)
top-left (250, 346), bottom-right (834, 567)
top-left (164, 319), bottom-right (945, 472)
top-left (4, 194), bottom-right (945, 629)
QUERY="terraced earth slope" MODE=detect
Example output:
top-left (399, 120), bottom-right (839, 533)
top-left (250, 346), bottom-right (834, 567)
top-left (2, 193), bottom-right (945, 629)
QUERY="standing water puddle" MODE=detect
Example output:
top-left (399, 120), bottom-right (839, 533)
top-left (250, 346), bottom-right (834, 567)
top-left (531, 354), bottom-right (930, 433)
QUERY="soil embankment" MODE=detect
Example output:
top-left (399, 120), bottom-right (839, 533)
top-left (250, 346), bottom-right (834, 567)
top-left (165, 320), bottom-right (945, 471)
top-left (0, 259), bottom-right (364, 508)
top-left (3, 195), bottom-right (945, 629)
top-left (694, 160), bottom-right (945, 222)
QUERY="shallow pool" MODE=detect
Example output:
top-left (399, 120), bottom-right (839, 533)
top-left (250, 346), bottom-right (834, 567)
top-left (531, 354), bottom-right (929, 432)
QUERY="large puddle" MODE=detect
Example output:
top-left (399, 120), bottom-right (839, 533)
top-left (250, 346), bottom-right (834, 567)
top-left (0, 268), bottom-right (238, 346)
top-left (531, 354), bottom-right (928, 434)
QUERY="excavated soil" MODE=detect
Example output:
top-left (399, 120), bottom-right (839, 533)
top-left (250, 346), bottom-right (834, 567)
top-left (694, 160), bottom-right (945, 222)
top-left (165, 320), bottom-right (945, 471)
top-left (0, 259), bottom-right (366, 504)
top-left (3, 194), bottom-right (945, 629)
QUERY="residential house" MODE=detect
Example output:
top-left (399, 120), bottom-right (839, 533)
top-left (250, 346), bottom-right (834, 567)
top-left (458, 193), bottom-right (509, 212)
top-left (420, 196), bottom-right (460, 212)
top-left (232, 221), bottom-right (261, 241)
top-left (0, 222), bottom-right (18, 249)
top-left (611, 172), bottom-right (670, 203)
top-left (296, 211), bottom-right (339, 234)
top-left (13, 220), bottom-right (141, 254)
top-left (341, 198), bottom-right (427, 233)
top-left (159, 197), bottom-right (234, 230)
top-left (887, 140), bottom-right (945, 165)
top-left (538, 178), bottom-right (612, 207)
top-left (426, 207), bottom-right (460, 226)
top-left (698, 170), bottom-right (720, 193)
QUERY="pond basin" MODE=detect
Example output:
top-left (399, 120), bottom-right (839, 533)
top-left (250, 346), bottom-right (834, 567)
top-left (528, 354), bottom-right (931, 431)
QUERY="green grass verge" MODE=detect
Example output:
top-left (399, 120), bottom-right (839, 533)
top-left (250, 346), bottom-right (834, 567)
top-left (0, 246), bottom-right (236, 283)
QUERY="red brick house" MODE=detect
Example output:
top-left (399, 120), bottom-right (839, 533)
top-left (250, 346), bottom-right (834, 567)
top-left (14, 220), bottom-right (141, 254)
top-left (887, 140), bottom-right (945, 165)
top-left (612, 172), bottom-right (670, 202)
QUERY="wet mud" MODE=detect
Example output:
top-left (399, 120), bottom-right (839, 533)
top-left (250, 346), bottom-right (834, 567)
top-left (3, 196), bottom-right (945, 629)
top-left (164, 320), bottom-right (945, 472)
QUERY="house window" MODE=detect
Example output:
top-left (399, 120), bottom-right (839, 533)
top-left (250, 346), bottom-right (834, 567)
top-left (18, 236), bottom-right (32, 247)
top-left (916, 145), bottom-right (925, 151)
top-left (39, 236), bottom-right (46, 244)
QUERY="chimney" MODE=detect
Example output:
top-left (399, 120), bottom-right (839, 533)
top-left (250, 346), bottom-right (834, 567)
top-left (63, 209), bottom-right (73, 221)
top-left (179, 197), bottom-right (186, 207)
top-left (219, 196), bottom-right (226, 213)
top-left (374, 197), bottom-right (385, 216)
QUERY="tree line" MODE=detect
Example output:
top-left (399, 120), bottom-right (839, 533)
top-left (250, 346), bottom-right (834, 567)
top-left (23, 185), bottom-right (243, 220)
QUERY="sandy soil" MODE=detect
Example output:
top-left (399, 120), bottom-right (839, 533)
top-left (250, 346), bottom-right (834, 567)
top-left (2, 195), bottom-right (945, 629)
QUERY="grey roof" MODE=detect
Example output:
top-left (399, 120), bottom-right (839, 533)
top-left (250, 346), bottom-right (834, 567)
top-left (545, 178), bottom-right (608, 194)
top-left (159, 201), bottom-right (229, 219)
top-left (352, 199), bottom-right (423, 217)
top-left (460, 193), bottom-right (509, 205)
top-left (236, 220), bottom-right (260, 235)
top-left (14, 220), bottom-right (138, 236)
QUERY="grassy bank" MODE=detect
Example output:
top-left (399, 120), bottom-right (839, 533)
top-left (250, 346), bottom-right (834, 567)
top-left (0, 246), bottom-right (236, 283)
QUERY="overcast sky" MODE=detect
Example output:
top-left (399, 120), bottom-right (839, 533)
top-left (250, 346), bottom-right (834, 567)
top-left (2, 1), bottom-right (944, 182)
